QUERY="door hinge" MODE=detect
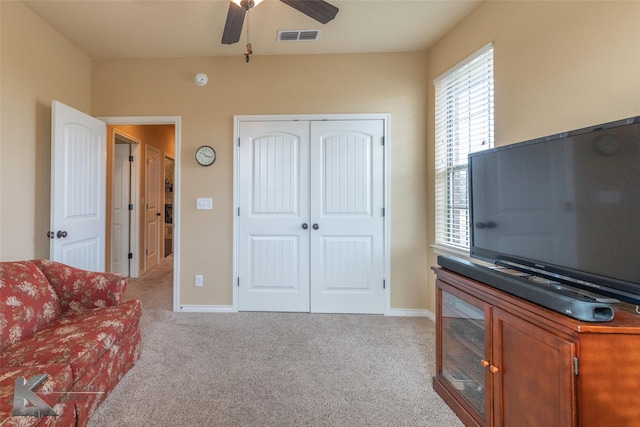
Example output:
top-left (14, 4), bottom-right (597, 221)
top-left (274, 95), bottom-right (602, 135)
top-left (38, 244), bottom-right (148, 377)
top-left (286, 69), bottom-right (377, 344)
top-left (383, 279), bottom-right (386, 289)
top-left (382, 136), bottom-right (385, 146)
top-left (237, 207), bottom-right (240, 216)
top-left (573, 357), bottom-right (579, 376)
top-left (237, 138), bottom-right (241, 147)
top-left (128, 253), bottom-right (133, 260)
top-left (382, 207), bottom-right (385, 217)
top-left (237, 277), bottom-right (240, 287)
top-left (128, 204), bottom-right (134, 211)
top-left (129, 155), bottom-right (134, 162)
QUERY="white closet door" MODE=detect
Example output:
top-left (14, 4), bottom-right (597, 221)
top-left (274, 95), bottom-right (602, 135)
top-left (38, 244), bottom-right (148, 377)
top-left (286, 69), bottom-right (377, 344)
top-left (237, 118), bottom-right (386, 314)
top-left (309, 120), bottom-right (385, 313)
top-left (237, 121), bottom-right (311, 312)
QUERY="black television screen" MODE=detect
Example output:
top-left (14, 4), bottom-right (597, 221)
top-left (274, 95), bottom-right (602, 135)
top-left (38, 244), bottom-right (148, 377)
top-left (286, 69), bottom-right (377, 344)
top-left (469, 116), bottom-right (640, 305)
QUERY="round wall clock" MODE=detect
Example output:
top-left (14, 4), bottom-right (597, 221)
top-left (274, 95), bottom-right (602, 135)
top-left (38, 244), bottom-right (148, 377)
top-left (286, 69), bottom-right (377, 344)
top-left (195, 145), bottom-right (216, 166)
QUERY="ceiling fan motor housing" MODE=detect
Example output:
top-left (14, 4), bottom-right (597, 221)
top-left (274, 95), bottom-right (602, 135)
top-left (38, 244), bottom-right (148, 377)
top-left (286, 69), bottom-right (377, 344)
top-left (240, 0), bottom-right (256, 10)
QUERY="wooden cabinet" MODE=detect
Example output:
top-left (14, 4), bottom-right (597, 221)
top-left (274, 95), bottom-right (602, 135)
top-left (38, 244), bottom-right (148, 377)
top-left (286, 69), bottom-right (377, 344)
top-left (433, 267), bottom-right (640, 427)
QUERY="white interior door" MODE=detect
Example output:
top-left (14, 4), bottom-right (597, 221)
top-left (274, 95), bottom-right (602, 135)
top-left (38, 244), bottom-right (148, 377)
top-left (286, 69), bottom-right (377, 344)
top-left (236, 118), bottom-right (386, 314)
top-left (112, 143), bottom-right (131, 276)
top-left (238, 121), bottom-right (311, 312)
top-left (310, 120), bottom-right (385, 313)
top-left (51, 100), bottom-right (107, 271)
top-left (145, 145), bottom-right (162, 271)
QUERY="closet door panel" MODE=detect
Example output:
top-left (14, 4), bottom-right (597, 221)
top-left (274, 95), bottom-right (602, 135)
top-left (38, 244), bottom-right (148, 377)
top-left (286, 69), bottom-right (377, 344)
top-left (310, 120), bottom-right (385, 314)
top-left (238, 121), bottom-right (310, 312)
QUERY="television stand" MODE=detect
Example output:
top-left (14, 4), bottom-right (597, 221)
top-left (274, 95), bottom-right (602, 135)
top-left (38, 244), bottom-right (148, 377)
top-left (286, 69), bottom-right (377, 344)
top-left (433, 265), bottom-right (640, 427)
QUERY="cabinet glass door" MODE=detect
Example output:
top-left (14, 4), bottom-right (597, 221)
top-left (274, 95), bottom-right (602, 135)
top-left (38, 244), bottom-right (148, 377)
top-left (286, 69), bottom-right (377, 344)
top-left (441, 289), bottom-right (487, 418)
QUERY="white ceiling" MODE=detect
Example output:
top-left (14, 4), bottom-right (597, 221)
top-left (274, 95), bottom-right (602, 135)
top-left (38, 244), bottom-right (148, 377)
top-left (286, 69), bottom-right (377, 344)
top-left (23, 0), bottom-right (481, 60)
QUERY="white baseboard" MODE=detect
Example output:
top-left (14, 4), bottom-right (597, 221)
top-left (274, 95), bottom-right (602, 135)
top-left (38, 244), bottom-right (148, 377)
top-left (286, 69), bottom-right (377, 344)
top-left (174, 305), bottom-right (435, 319)
top-left (387, 308), bottom-right (435, 321)
top-left (175, 305), bottom-right (234, 313)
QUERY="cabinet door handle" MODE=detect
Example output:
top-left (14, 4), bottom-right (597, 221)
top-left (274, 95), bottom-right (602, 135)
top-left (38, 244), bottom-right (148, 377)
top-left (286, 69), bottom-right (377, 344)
top-left (489, 365), bottom-right (500, 374)
top-left (480, 360), bottom-right (490, 368)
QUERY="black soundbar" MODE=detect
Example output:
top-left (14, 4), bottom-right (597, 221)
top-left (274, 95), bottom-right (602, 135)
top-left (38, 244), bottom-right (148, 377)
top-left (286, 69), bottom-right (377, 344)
top-left (437, 255), bottom-right (615, 322)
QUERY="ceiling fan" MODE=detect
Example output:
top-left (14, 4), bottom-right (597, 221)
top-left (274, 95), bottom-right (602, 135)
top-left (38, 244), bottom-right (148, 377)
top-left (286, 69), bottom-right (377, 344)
top-left (221, 0), bottom-right (339, 45)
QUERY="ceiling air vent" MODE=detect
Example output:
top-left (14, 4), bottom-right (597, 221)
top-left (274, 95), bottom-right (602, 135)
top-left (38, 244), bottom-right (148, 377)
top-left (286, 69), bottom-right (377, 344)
top-left (277, 30), bottom-right (321, 42)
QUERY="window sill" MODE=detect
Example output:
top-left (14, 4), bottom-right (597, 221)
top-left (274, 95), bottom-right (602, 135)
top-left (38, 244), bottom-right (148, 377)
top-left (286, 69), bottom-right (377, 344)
top-left (430, 244), bottom-right (494, 268)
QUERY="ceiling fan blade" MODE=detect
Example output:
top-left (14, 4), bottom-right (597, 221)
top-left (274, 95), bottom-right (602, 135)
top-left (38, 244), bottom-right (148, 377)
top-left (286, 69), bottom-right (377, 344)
top-left (280, 0), bottom-right (339, 24)
top-left (221, 2), bottom-right (246, 45)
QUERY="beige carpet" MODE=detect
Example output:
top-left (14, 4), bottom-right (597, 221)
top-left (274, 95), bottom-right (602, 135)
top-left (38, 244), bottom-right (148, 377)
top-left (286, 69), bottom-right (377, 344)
top-left (88, 256), bottom-right (464, 427)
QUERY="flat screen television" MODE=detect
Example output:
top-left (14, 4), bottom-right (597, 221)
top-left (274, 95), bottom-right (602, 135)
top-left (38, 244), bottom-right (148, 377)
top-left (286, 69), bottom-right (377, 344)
top-left (469, 116), bottom-right (640, 306)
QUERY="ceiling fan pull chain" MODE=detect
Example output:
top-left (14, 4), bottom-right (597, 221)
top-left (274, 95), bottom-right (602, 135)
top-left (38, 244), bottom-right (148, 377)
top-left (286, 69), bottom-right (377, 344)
top-left (244, 8), bottom-right (252, 62)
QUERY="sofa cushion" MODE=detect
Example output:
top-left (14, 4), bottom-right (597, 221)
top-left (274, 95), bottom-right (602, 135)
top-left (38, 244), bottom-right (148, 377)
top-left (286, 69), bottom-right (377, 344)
top-left (1, 300), bottom-right (142, 384)
top-left (0, 262), bottom-right (62, 352)
top-left (31, 260), bottom-right (128, 314)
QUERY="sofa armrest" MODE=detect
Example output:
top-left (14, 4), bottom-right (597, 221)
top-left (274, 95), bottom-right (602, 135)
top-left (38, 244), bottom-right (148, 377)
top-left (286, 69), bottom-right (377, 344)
top-left (31, 260), bottom-right (128, 313)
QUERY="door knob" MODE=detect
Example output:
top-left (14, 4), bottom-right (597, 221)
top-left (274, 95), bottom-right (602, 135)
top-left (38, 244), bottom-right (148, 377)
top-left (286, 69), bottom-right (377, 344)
top-left (312, 223), bottom-right (319, 230)
top-left (47, 231), bottom-right (54, 239)
top-left (56, 230), bottom-right (67, 238)
top-left (157, 212), bottom-right (162, 217)
top-left (302, 223), bottom-right (308, 230)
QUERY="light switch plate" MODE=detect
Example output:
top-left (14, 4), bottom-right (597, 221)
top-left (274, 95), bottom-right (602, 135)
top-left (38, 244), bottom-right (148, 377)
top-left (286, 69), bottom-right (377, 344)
top-left (196, 198), bottom-right (213, 210)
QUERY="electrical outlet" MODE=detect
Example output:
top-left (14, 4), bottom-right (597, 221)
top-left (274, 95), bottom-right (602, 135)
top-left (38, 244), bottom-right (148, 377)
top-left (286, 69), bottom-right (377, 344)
top-left (195, 274), bottom-right (203, 287)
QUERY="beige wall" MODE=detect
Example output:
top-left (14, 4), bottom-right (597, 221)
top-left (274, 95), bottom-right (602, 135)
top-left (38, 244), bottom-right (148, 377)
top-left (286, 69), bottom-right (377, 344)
top-left (91, 53), bottom-right (431, 309)
top-left (0, 1), bottom-right (91, 261)
top-left (426, 1), bottom-right (640, 312)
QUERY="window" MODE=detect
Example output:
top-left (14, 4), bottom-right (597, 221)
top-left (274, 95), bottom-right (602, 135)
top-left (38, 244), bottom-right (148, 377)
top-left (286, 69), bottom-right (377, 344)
top-left (434, 43), bottom-right (494, 252)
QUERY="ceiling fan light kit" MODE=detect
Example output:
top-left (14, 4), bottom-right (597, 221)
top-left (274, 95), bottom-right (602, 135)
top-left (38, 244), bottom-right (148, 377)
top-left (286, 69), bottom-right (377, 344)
top-left (231, 0), bottom-right (263, 9)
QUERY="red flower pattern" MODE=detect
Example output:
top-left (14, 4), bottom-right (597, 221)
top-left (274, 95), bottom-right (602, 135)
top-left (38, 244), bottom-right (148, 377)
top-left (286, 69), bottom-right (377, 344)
top-left (0, 262), bottom-right (61, 352)
top-left (30, 260), bottom-right (128, 314)
top-left (0, 260), bottom-right (141, 427)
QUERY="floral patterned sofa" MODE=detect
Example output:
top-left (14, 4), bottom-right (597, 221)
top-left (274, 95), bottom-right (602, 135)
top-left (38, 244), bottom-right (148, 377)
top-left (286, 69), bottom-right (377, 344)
top-left (0, 260), bottom-right (142, 427)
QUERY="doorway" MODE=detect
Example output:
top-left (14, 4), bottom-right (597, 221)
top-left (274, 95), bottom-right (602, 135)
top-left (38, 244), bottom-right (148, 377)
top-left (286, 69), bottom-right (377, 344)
top-left (234, 114), bottom-right (390, 314)
top-left (102, 116), bottom-right (181, 312)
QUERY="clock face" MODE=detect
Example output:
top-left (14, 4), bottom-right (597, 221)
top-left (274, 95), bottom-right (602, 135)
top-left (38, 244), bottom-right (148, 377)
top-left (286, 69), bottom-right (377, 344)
top-left (195, 145), bottom-right (216, 166)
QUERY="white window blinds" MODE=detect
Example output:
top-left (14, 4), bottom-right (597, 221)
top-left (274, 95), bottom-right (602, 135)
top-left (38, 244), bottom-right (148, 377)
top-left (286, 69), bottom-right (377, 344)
top-left (434, 43), bottom-right (494, 252)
